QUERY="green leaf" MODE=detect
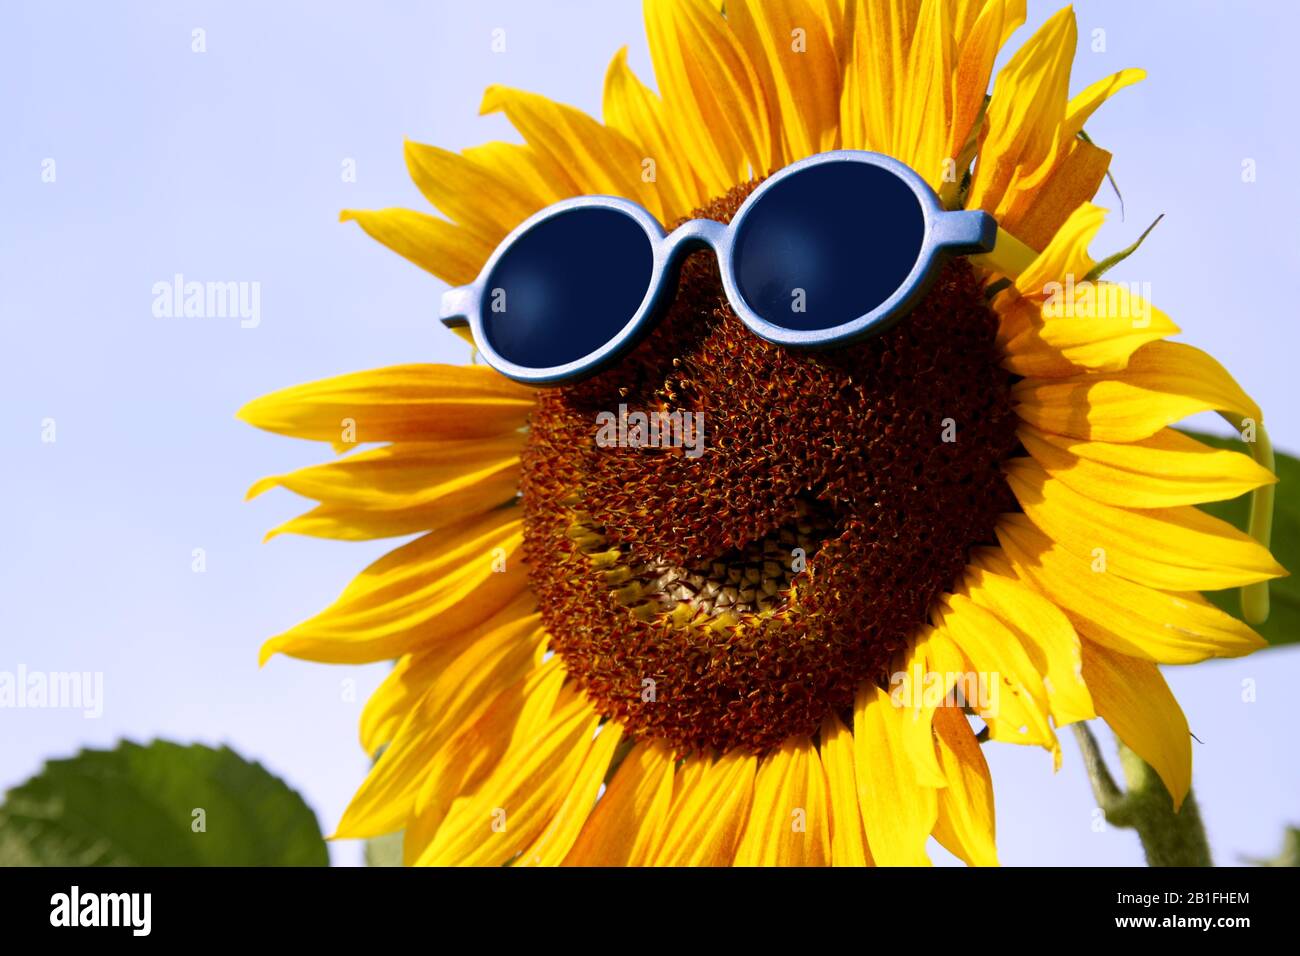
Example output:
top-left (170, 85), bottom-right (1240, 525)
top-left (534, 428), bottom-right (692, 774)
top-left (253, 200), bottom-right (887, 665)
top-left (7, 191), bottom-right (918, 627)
top-left (1186, 430), bottom-right (1300, 648)
top-left (0, 740), bottom-right (329, 866)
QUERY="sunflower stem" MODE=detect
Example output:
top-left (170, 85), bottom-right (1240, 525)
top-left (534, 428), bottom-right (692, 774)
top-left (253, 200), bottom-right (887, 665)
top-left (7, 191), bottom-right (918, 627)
top-left (1073, 723), bottom-right (1125, 811)
top-left (1073, 724), bottom-right (1213, 867)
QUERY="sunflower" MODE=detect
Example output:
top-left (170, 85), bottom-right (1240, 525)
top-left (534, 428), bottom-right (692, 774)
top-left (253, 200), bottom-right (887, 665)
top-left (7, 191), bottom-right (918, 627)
top-left (239, 0), bottom-right (1284, 866)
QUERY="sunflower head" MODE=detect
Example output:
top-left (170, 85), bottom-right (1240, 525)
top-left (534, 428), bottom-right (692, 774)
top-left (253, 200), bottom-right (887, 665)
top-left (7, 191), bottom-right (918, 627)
top-left (240, 0), bottom-right (1283, 867)
top-left (522, 178), bottom-right (1021, 753)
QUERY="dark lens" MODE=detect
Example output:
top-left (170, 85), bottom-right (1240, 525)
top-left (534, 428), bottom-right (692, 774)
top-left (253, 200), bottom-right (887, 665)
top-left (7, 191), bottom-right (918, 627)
top-left (732, 161), bottom-right (924, 332)
top-left (482, 207), bottom-right (654, 369)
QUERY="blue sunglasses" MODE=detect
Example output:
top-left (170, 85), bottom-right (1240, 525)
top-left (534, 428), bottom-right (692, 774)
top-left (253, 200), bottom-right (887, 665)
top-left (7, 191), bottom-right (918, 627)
top-left (440, 150), bottom-right (997, 386)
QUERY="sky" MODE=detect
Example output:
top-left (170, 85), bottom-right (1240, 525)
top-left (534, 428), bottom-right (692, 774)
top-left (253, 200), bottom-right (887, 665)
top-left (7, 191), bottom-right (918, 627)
top-left (2, 0), bottom-right (1297, 867)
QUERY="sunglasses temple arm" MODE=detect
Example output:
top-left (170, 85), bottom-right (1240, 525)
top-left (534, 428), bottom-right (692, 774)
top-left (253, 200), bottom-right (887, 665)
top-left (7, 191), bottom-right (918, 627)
top-left (439, 286), bottom-right (474, 327)
top-left (932, 209), bottom-right (998, 256)
top-left (439, 286), bottom-right (477, 347)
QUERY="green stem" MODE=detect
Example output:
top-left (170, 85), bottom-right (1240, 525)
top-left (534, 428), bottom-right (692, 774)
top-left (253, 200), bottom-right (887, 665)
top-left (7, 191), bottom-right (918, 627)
top-left (1073, 724), bottom-right (1212, 867)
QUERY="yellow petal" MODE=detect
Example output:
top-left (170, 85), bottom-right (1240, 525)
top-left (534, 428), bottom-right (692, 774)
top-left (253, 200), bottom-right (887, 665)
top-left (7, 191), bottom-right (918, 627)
top-left (948, 0), bottom-right (1024, 168)
top-left (357, 593), bottom-right (541, 756)
top-left (930, 705), bottom-right (998, 866)
top-left (839, 0), bottom-right (921, 153)
top-left (401, 659), bottom-right (565, 863)
top-left (1012, 341), bottom-right (1263, 442)
top-left (480, 85), bottom-right (665, 221)
top-left (602, 47), bottom-right (708, 219)
top-left (564, 741), bottom-right (676, 866)
top-left (936, 595), bottom-right (1058, 758)
top-left (729, 0), bottom-right (841, 163)
top-left (644, 0), bottom-right (774, 193)
top-left (650, 751), bottom-right (758, 866)
top-left (507, 656), bottom-right (571, 746)
top-left (809, 0), bottom-right (852, 65)
top-left (250, 436), bottom-right (522, 541)
top-left (1004, 455), bottom-right (1285, 591)
top-left (734, 738), bottom-right (832, 866)
top-left (237, 364), bottom-right (533, 444)
top-left (1013, 201), bottom-right (1105, 297)
top-left (854, 682), bottom-right (935, 866)
top-left (416, 687), bottom-right (604, 866)
top-left (1019, 425), bottom-right (1277, 508)
top-left (259, 509), bottom-right (527, 664)
top-left (819, 712), bottom-right (872, 866)
top-left (1000, 202), bottom-right (1180, 374)
top-left (463, 140), bottom-right (571, 208)
top-left (960, 562), bottom-right (1095, 725)
top-left (994, 0), bottom-right (1028, 47)
top-left (1000, 136), bottom-right (1112, 251)
top-left (1080, 641), bottom-right (1191, 809)
top-left (997, 514), bottom-right (1268, 663)
top-left (834, 3), bottom-right (866, 150)
top-left (893, 0), bottom-right (954, 187)
top-left (338, 207), bottom-right (490, 285)
top-left (1063, 68), bottom-right (1146, 139)
top-left (967, 6), bottom-right (1076, 224)
top-left (516, 721), bottom-right (625, 867)
top-left (258, 503), bottom-right (455, 542)
top-left (402, 140), bottom-right (545, 245)
top-left (1003, 291), bottom-right (1179, 377)
top-left (890, 626), bottom-right (960, 789)
top-left (336, 621), bottom-right (545, 839)
top-left (247, 436), bottom-right (519, 505)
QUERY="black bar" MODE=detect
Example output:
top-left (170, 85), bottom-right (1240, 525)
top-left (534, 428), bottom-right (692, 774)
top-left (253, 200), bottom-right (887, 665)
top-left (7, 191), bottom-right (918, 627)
top-left (0, 866), bottom-right (1294, 942)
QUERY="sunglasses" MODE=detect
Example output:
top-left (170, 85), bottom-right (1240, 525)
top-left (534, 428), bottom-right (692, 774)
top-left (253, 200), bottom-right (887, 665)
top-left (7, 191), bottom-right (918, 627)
top-left (440, 150), bottom-right (998, 386)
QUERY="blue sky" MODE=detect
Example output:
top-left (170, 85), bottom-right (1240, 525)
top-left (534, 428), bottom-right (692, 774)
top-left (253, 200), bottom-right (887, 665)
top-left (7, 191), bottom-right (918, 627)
top-left (2, 0), bottom-right (1297, 866)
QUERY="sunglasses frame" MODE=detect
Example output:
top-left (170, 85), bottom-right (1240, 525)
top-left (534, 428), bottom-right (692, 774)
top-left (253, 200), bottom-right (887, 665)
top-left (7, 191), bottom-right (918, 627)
top-left (440, 149), bottom-right (997, 386)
